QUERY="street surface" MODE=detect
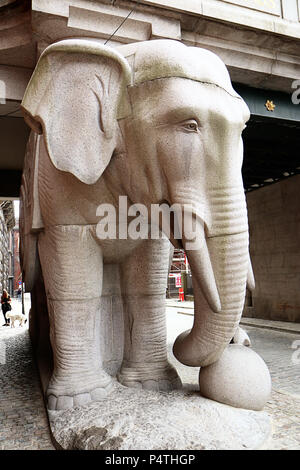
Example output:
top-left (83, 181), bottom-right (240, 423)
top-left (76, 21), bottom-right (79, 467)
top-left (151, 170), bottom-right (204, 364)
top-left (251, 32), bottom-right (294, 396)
top-left (0, 298), bottom-right (299, 450)
top-left (166, 302), bottom-right (300, 450)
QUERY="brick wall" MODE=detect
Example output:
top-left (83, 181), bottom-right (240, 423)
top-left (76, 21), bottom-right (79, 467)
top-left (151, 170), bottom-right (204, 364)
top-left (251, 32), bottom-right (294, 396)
top-left (245, 175), bottom-right (300, 322)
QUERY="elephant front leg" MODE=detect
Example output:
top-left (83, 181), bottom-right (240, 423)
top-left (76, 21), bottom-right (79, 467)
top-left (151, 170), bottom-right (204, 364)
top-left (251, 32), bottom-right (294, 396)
top-left (38, 225), bottom-right (113, 410)
top-left (118, 239), bottom-right (182, 391)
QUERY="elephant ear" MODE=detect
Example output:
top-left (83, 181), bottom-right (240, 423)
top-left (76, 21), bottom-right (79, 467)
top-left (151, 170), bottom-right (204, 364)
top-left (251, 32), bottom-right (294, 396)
top-left (21, 39), bottom-right (132, 184)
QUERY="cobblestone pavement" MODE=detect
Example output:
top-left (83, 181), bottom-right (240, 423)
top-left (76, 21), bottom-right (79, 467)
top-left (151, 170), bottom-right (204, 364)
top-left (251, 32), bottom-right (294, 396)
top-left (242, 325), bottom-right (300, 450)
top-left (166, 306), bottom-right (300, 450)
top-left (244, 325), bottom-right (300, 396)
top-left (0, 299), bottom-right (55, 450)
top-left (0, 299), bottom-right (299, 450)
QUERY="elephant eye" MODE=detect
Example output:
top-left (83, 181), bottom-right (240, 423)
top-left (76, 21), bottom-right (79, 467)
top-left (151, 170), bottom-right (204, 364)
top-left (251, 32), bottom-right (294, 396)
top-left (181, 120), bottom-right (199, 132)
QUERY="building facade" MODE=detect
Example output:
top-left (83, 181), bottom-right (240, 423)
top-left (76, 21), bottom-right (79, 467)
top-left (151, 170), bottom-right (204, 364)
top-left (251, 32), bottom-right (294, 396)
top-left (0, 0), bottom-right (299, 320)
top-left (0, 201), bottom-right (15, 296)
top-left (13, 223), bottom-right (21, 294)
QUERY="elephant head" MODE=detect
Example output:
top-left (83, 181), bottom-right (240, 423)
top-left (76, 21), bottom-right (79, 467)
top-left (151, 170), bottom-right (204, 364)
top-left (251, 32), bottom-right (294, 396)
top-left (21, 38), bottom-right (253, 370)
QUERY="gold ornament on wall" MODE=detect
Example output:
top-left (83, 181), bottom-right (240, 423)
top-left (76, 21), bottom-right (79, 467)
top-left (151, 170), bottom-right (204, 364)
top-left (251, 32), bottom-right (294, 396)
top-left (265, 100), bottom-right (276, 111)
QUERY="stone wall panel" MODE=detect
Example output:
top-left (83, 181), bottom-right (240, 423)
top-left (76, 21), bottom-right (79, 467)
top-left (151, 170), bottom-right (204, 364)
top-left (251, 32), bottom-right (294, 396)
top-left (245, 175), bottom-right (300, 322)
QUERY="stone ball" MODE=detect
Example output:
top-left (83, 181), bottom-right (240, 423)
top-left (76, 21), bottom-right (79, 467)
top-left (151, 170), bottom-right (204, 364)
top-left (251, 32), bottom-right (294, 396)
top-left (199, 344), bottom-right (272, 411)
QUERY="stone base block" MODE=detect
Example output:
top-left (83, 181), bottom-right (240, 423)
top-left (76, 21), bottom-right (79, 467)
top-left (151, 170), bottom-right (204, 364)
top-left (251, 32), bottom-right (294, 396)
top-left (48, 380), bottom-right (272, 450)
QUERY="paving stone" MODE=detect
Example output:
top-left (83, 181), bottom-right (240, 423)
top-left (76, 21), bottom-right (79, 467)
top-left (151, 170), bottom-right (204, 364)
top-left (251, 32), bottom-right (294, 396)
top-left (166, 306), bottom-right (300, 450)
top-left (0, 303), bottom-right (299, 450)
top-left (0, 322), bottom-right (54, 450)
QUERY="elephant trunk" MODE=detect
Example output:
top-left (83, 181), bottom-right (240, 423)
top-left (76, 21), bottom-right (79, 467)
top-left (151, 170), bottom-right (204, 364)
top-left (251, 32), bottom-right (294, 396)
top-left (172, 187), bottom-right (249, 367)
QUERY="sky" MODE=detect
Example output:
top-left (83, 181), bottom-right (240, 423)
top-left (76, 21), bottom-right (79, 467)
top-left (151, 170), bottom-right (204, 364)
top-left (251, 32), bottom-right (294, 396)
top-left (14, 200), bottom-right (19, 220)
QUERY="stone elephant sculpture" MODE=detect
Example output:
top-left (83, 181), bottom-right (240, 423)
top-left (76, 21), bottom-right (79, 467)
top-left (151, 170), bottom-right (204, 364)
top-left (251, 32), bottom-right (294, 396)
top-left (20, 38), bottom-right (262, 412)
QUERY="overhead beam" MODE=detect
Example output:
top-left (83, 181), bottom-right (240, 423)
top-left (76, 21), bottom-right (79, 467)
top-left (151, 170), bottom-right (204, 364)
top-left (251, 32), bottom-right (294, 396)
top-left (234, 83), bottom-right (300, 122)
top-left (0, 65), bottom-right (32, 101)
top-left (0, 170), bottom-right (22, 197)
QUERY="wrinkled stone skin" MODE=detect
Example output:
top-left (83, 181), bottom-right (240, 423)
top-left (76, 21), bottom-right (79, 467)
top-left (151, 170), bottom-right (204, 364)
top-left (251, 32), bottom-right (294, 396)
top-left (20, 38), bottom-right (267, 412)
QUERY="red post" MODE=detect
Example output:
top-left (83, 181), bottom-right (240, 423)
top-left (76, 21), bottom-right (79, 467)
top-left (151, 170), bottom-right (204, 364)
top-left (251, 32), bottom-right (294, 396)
top-left (179, 287), bottom-right (184, 302)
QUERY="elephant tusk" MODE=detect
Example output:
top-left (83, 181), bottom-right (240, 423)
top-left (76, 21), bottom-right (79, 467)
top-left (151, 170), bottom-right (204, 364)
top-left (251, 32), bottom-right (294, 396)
top-left (184, 231), bottom-right (222, 313)
top-left (247, 253), bottom-right (255, 292)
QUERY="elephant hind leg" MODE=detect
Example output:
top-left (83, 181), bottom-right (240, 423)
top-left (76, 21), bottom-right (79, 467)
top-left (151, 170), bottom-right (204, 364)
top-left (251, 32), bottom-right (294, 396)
top-left (118, 239), bottom-right (182, 392)
top-left (38, 225), bottom-right (113, 410)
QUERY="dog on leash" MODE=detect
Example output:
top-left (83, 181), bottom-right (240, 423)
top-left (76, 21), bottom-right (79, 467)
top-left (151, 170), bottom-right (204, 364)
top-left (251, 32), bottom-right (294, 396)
top-left (5, 311), bottom-right (27, 328)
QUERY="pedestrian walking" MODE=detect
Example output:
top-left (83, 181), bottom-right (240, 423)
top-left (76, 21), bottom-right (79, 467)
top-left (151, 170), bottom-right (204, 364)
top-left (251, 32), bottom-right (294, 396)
top-left (1, 289), bottom-right (11, 326)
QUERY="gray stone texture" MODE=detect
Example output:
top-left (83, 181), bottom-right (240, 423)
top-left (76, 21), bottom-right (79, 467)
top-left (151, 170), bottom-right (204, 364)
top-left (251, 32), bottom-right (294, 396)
top-left (48, 381), bottom-right (271, 450)
top-left (199, 344), bottom-right (272, 411)
top-left (0, 304), bottom-right (299, 450)
top-left (20, 38), bottom-right (259, 415)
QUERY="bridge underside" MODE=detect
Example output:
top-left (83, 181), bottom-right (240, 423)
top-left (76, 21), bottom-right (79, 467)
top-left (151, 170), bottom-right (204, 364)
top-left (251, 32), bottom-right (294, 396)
top-left (1, 85), bottom-right (299, 198)
top-left (243, 116), bottom-right (300, 192)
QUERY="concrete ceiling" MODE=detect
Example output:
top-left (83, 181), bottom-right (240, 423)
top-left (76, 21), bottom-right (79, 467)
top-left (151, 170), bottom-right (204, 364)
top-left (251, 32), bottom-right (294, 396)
top-left (0, 100), bottom-right (29, 172)
top-left (243, 116), bottom-right (300, 191)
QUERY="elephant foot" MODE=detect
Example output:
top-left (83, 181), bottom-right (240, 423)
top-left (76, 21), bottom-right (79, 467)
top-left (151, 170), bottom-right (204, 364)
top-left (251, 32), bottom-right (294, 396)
top-left (47, 370), bottom-right (114, 411)
top-left (117, 361), bottom-right (182, 392)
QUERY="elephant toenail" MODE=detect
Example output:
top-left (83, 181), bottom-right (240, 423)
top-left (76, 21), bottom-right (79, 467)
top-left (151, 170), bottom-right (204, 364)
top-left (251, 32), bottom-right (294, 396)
top-left (90, 387), bottom-right (110, 401)
top-left (47, 394), bottom-right (57, 410)
top-left (143, 380), bottom-right (159, 391)
top-left (73, 393), bottom-right (92, 406)
top-left (56, 395), bottom-right (74, 410)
